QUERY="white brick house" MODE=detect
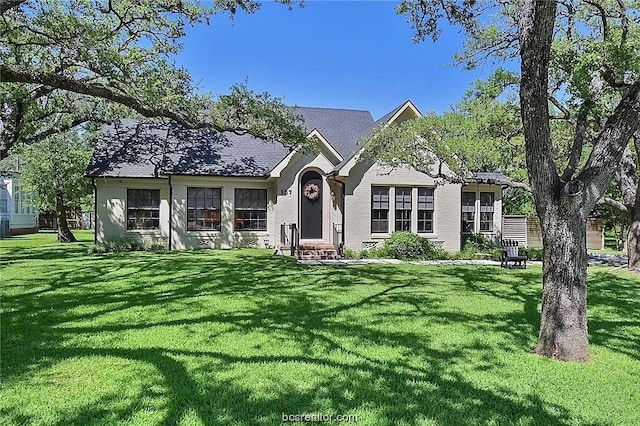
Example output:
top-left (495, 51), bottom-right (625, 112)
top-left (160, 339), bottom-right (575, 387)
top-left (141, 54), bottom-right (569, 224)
top-left (0, 175), bottom-right (38, 236)
top-left (87, 101), bottom-right (503, 253)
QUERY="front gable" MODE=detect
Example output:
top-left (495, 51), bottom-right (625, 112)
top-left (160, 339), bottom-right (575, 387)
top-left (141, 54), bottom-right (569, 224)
top-left (379, 100), bottom-right (422, 126)
top-left (270, 128), bottom-right (343, 178)
top-left (336, 100), bottom-right (423, 178)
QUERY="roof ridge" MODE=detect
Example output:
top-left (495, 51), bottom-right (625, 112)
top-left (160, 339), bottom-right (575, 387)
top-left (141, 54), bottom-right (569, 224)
top-left (295, 105), bottom-right (372, 114)
top-left (375, 100), bottom-right (410, 123)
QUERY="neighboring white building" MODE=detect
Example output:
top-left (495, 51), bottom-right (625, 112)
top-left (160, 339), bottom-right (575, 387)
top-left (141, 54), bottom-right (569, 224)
top-left (0, 175), bottom-right (38, 236)
top-left (86, 101), bottom-right (504, 253)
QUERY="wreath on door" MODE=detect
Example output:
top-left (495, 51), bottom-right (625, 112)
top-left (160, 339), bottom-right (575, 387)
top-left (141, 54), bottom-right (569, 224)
top-left (303, 183), bottom-right (320, 201)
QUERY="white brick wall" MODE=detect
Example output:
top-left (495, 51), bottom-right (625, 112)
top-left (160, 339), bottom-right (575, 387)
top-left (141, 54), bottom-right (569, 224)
top-left (170, 176), bottom-right (275, 249)
top-left (343, 161), bottom-right (464, 252)
top-left (96, 176), bottom-right (276, 249)
top-left (95, 161), bottom-right (502, 253)
top-left (95, 177), bottom-right (170, 246)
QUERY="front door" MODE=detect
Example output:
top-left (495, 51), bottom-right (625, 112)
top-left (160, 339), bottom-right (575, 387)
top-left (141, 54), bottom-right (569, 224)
top-left (300, 171), bottom-right (323, 239)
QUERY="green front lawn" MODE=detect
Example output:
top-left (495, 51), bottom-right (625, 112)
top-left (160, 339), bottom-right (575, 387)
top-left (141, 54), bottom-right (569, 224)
top-left (1, 233), bottom-right (639, 425)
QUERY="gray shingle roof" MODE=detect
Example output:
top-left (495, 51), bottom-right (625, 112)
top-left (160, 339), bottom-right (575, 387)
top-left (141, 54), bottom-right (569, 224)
top-left (161, 127), bottom-right (289, 177)
top-left (295, 107), bottom-right (375, 159)
top-left (86, 120), bottom-right (169, 178)
top-left (86, 107), bottom-right (377, 178)
top-left (470, 172), bottom-right (509, 183)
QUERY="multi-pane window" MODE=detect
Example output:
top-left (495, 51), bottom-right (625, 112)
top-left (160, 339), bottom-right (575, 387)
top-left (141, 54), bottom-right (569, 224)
top-left (0, 186), bottom-right (7, 214)
top-left (480, 192), bottom-right (495, 232)
top-left (187, 187), bottom-right (221, 231)
top-left (21, 194), bottom-right (31, 215)
top-left (417, 188), bottom-right (434, 233)
top-left (461, 192), bottom-right (476, 233)
top-left (127, 189), bottom-right (160, 230)
top-left (13, 185), bottom-right (19, 214)
top-left (234, 189), bottom-right (267, 231)
top-left (395, 187), bottom-right (412, 231)
top-left (371, 186), bottom-right (389, 233)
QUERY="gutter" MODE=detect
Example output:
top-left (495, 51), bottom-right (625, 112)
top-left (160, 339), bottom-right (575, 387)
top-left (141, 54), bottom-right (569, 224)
top-left (92, 177), bottom-right (97, 245)
top-left (334, 178), bottom-right (346, 251)
top-left (168, 174), bottom-right (173, 251)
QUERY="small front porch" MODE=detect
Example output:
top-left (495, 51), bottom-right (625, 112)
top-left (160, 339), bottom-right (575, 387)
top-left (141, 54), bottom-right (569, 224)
top-left (277, 223), bottom-right (343, 260)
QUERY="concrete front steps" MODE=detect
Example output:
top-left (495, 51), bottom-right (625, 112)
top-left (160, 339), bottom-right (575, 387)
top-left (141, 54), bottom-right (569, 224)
top-left (297, 243), bottom-right (340, 260)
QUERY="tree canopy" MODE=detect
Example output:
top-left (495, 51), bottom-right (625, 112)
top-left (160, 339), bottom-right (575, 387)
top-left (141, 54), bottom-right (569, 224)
top-left (361, 70), bottom-right (528, 189)
top-left (0, 0), bottom-right (308, 159)
top-left (18, 135), bottom-right (93, 213)
top-left (17, 132), bottom-right (94, 242)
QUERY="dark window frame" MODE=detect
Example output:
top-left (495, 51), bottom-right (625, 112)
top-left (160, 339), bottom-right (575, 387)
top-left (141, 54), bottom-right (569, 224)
top-left (187, 187), bottom-right (222, 231)
top-left (394, 187), bottom-right (412, 231)
top-left (480, 192), bottom-right (495, 232)
top-left (461, 192), bottom-right (476, 234)
top-left (417, 187), bottom-right (434, 233)
top-left (127, 189), bottom-right (160, 230)
top-left (234, 188), bottom-right (267, 231)
top-left (371, 186), bottom-right (390, 233)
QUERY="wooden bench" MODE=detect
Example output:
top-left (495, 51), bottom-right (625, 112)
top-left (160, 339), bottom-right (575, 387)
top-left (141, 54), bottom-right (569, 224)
top-left (501, 239), bottom-right (528, 269)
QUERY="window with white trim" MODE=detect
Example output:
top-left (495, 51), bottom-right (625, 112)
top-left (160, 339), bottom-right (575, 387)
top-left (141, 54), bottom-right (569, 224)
top-left (21, 194), bottom-right (31, 215)
top-left (13, 185), bottom-right (20, 214)
top-left (417, 188), bottom-right (434, 233)
top-left (234, 189), bottom-right (267, 231)
top-left (0, 186), bottom-right (7, 214)
top-left (371, 186), bottom-right (389, 233)
top-left (395, 187), bottom-right (412, 231)
top-left (480, 192), bottom-right (495, 232)
top-left (187, 187), bottom-right (221, 231)
top-left (127, 189), bottom-right (160, 230)
top-left (461, 192), bottom-right (476, 233)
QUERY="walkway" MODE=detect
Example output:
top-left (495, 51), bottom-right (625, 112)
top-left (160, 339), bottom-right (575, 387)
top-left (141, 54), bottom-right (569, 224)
top-left (299, 253), bottom-right (629, 267)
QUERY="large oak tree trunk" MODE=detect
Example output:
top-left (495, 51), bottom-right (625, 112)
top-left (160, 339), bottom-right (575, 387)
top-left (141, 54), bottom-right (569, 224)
top-left (628, 137), bottom-right (640, 271)
top-left (535, 208), bottom-right (589, 361)
top-left (519, 0), bottom-right (640, 361)
top-left (518, 0), bottom-right (588, 360)
top-left (55, 190), bottom-right (76, 243)
top-left (628, 206), bottom-right (640, 271)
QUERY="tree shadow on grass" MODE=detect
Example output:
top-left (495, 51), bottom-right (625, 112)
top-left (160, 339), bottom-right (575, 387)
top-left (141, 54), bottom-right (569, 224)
top-left (441, 266), bottom-right (542, 350)
top-left (587, 269), bottom-right (640, 360)
top-left (439, 265), bottom-right (640, 361)
top-left (0, 241), bottom-right (91, 262)
top-left (1, 248), bottom-right (611, 425)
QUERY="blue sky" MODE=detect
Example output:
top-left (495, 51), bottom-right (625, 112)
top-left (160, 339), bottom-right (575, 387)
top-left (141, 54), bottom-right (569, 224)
top-left (176, 1), bottom-right (500, 119)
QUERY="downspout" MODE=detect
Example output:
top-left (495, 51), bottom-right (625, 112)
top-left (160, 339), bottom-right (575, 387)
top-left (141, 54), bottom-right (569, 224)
top-left (92, 177), bottom-right (97, 245)
top-left (335, 178), bottom-right (346, 252)
top-left (168, 175), bottom-right (173, 251)
top-left (162, 126), bottom-right (173, 251)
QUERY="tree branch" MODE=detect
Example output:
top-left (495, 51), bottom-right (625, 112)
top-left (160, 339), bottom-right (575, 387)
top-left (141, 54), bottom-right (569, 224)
top-left (548, 94), bottom-right (571, 120)
top-left (584, 0), bottom-right (608, 41)
top-left (561, 101), bottom-right (591, 182)
top-left (579, 81), bottom-right (640, 207)
top-left (614, 143), bottom-right (637, 206)
top-left (23, 116), bottom-right (110, 145)
top-left (494, 178), bottom-right (532, 192)
top-left (0, 0), bottom-right (27, 16)
top-left (1, 64), bottom-right (248, 135)
top-left (596, 197), bottom-right (628, 213)
top-left (410, 162), bottom-right (532, 192)
top-left (615, 0), bottom-right (629, 47)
